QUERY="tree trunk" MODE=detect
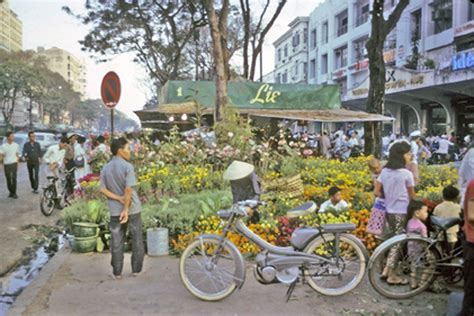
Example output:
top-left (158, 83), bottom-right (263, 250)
top-left (202, 0), bottom-right (229, 122)
top-left (364, 0), bottom-right (409, 158)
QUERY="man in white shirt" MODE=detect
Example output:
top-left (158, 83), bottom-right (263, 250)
top-left (43, 141), bottom-right (66, 175)
top-left (0, 131), bottom-right (21, 198)
top-left (348, 131), bottom-right (359, 148)
top-left (319, 186), bottom-right (349, 213)
top-left (436, 135), bottom-right (453, 163)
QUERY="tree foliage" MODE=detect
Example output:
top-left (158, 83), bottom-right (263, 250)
top-left (64, 0), bottom-right (207, 90)
top-left (239, 0), bottom-right (287, 81)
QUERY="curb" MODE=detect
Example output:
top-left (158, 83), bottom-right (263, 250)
top-left (8, 246), bottom-right (71, 316)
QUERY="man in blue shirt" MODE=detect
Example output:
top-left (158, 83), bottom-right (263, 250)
top-left (100, 137), bottom-right (144, 279)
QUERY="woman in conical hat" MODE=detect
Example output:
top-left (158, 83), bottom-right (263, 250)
top-left (224, 160), bottom-right (261, 203)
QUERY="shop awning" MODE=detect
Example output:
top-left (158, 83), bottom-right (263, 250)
top-left (135, 103), bottom-right (395, 124)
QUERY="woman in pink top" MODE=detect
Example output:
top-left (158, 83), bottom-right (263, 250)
top-left (375, 142), bottom-right (417, 284)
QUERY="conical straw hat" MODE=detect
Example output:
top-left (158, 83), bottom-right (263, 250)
top-left (223, 161), bottom-right (255, 181)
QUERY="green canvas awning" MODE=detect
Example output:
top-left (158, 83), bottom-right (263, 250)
top-left (160, 81), bottom-right (341, 110)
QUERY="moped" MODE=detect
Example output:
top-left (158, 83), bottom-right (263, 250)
top-left (179, 200), bottom-right (368, 301)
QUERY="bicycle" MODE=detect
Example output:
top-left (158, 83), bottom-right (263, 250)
top-left (40, 167), bottom-right (76, 216)
top-left (179, 200), bottom-right (368, 301)
top-left (368, 215), bottom-right (463, 299)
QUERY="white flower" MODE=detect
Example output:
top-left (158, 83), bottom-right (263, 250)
top-left (228, 132), bottom-right (234, 138)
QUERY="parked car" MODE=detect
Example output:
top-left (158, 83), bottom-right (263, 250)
top-left (35, 132), bottom-right (57, 154)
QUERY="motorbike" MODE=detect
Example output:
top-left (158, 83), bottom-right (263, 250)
top-left (179, 200), bottom-right (368, 301)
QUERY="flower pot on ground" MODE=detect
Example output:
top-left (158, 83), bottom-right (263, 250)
top-left (71, 235), bottom-right (97, 253)
top-left (72, 222), bottom-right (99, 238)
top-left (146, 227), bottom-right (169, 256)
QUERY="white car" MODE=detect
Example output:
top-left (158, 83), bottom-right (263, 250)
top-left (35, 132), bottom-right (57, 154)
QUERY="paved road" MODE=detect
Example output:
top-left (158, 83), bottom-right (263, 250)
top-left (0, 163), bottom-right (60, 276)
top-left (9, 248), bottom-right (452, 316)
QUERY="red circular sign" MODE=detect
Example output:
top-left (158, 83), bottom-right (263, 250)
top-left (101, 71), bottom-right (121, 108)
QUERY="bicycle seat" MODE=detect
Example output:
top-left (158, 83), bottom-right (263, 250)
top-left (321, 223), bottom-right (356, 233)
top-left (287, 202), bottom-right (317, 218)
top-left (431, 216), bottom-right (461, 231)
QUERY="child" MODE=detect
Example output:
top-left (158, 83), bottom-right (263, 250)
top-left (319, 186), bottom-right (349, 213)
top-left (433, 185), bottom-right (461, 252)
top-left (406, 200), bottom-right (429, 289)
top-left (368, 158), bottom-right (382, 188)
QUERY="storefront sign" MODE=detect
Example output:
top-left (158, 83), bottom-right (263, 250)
top-left (455, 21), bottom-right (474, 37)
top-left (161, 81), bottom-right (341, 110)
top-left (452, 50), bottom-right (474, 71)
top-left (348, 50), bottom-right (396, 73)
top-left (347, 67), bottom-right (432, 100)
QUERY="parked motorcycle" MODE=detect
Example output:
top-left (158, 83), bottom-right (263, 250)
top-left (179, 200), bottom-right (368, 301)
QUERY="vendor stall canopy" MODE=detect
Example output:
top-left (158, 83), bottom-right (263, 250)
top-left (136, 81), bottom-right (394, 124)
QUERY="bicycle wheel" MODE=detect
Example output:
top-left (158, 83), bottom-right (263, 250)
top-left (368, 237), bottom-right (439, 299)
top-left (40, 187), bottom-right (56, 216)
top-left (179, 236), bottom-right (241, 301)
top-left (304, 233), bottom-right (368, 296)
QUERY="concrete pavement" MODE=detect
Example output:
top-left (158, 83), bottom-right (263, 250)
top-left (9, 245), bottom-right (450, 316)
top-left (0, 163), bottom-right (60, 276)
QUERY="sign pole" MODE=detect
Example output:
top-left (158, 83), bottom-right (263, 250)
top-left (111, 108), bottom-right (114, 137)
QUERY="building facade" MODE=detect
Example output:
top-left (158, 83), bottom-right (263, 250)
top-left (271, 0), bottom-right (474, 136)
top-left (35, 47), bottom-right (87, 99)
top-left (273, 17), bottom-right (309, 84)
top-left (0, 0), bottom-right (22, 52)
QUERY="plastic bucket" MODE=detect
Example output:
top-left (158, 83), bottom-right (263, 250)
top-left (146, 228), bottom-right (169, 256)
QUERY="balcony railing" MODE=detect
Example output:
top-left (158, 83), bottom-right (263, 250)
top-left (337, 24), bottom-right (348, 37)
top-left (356, 12), bottom-right (369, 27)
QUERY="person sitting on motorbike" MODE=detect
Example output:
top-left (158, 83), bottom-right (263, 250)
top-left (223, 161), bottom-right (261, 222)
top-left (319, 186), bottom-right (349, 213)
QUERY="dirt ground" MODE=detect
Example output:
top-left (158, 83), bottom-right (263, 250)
top-left (9, 249), bottom-right (458, 316)
top-left (0, 163), bottom-right (60, 277)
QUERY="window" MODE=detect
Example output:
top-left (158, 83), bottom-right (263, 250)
top-left (353, 36), bottom-right (368, 62)
top-left (277, 49), bottom-right (281, 62)
top-left (321, 54), bottom-right (328, 74)
top-left (469, 2), bottom-right (474, 21)
top-left (303, 28), bottom-right (308, 44)
top-left (295, 60), bottom-right (299, 76)
top-left (411, 9), bottom-right (422, 41)
top-left (310, 29), bottom-right (317, 49)
top-left (336, 9), bottom-right (348, 37)
top-left (282, 70), bottom-right (288, 83)
top-left (322, 21), bottom-right (329, 44)
top-left (431, 0), bottom-right (452, 34)
top-left (292, 32), bottom-right (300, 47)
top-left (384, 28), bottom-right (397, 50)
top-left (334, 45), bottom-right (348, 69)
top-left (276, 73), bottom-right (281, 83)
top-left (356, 2), bottom-right (370, 27)
top-left (284, 44), bottom-right (288, 57)
top-left (310, 59), bottom-right (316, 78)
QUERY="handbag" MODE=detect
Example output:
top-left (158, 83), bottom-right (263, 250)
top-left (366, 197), bottom-right (386, 236)
top-left (74, 156), bottom-right (85, 168)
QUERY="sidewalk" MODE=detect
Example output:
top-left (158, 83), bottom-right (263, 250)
top-left (9, 245), bottom-right (450, 316)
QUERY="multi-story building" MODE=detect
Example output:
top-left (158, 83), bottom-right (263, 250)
top-left (272, 0), bottom-right (474, 136)
top-left (0, 0), bottom-right (22, 52)
top-left (273, 17), bottom-right (309, 84)
top-left (35, 47), bottom-right (87, 99)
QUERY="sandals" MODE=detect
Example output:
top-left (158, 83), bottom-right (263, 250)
top-left (386, 276), bottom-right (409, 285)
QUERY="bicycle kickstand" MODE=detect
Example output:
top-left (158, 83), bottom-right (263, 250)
top-left (285, 279), bottom-right (298, 303)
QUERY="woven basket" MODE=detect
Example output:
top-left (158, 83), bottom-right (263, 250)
top-left (263, 174), bottom-right (304, 199)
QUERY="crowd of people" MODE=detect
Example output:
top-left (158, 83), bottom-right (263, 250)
top-left (0, 130), bottom-right (117, 200)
